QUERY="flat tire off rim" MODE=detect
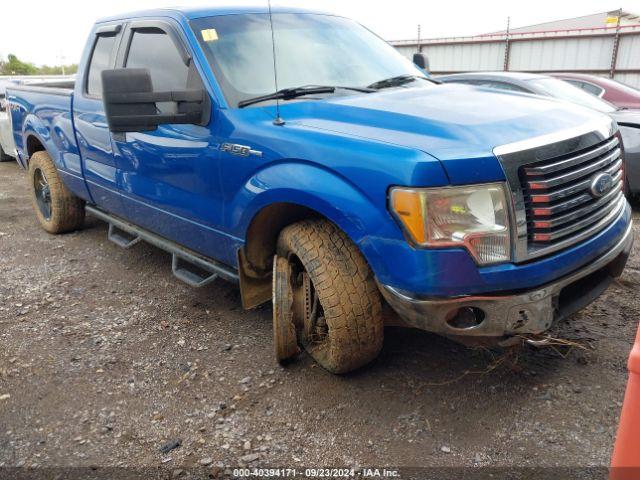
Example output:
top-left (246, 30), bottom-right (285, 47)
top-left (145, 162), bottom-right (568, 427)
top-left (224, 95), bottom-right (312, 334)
top-left (272, 256), bottom-right (301, 363)
top-left (273, 219), bottom-right (384, 374)
top-left (33, 167), bottom-right (52, 220)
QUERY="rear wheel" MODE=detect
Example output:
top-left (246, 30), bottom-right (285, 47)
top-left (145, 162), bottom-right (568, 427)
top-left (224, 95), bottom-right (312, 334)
top-left (0, 144), bottom-right (12, 162)
top-left (28, 151), bottom-right (85, 233)
top-left (272, 219), bottom-right (384, 374)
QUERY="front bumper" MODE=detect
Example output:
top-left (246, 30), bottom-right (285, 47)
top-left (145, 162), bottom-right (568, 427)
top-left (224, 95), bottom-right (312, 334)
top-left (379, 221), bottom-right (634, 337)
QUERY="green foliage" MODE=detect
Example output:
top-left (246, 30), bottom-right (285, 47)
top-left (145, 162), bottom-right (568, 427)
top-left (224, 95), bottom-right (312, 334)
top-left (37, 64), bottom-right (78, 75)
top-left (0, 53), bottom-right (77, 76)
top-left (1, 54), bottom-right (36, 75)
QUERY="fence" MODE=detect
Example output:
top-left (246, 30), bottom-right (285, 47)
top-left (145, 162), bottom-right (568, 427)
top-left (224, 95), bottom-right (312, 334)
top-left (391, 22), bottom-right (640, 88)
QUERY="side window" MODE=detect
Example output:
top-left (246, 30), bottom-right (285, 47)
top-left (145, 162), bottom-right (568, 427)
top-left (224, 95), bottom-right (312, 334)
top-left (565, 79), bottom-right (584, 90)
top-left (87, 34), bottom-right (117, 97)
top-left (581, 82), bottom-right (605, 97)
top-left (125, 29), bottom-right (190, 91)
top-left (483, 81), bottom-right (528, 93)
top-left (446, 79), bottom-right (482, 86)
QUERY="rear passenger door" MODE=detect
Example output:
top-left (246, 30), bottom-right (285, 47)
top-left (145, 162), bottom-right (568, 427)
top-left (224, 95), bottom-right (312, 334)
top-left (74, 23), bottom-right (128, 216)
top-left (110, 21), bottom-right (229, 262)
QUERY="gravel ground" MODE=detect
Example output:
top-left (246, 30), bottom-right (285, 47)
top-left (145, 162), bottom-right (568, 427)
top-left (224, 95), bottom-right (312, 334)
top-left (1, 160), bottom-right (639, 476)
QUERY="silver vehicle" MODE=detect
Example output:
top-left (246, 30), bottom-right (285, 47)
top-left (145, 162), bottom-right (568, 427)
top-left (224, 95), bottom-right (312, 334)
top-left (0, 81), bottom-right (18, 161)
top-left (438, 72), bottom-right (640, 197)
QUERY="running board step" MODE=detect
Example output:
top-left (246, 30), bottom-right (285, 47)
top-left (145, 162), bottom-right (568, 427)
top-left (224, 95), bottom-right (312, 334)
top-left (108, 224), bottom-right (141, 249)
top-left (86, 205), bottom-right (239, 286)
top-left (172, 254), bottom-right (219, 288)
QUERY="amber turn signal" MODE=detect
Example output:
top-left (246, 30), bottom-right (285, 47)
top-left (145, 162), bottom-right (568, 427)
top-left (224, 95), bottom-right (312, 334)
top-left (390, 189), bottom-right (427, 244)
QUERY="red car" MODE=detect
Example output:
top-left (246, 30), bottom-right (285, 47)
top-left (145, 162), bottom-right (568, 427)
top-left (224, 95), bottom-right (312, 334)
top-left (550, 73), bottom-right (640, 110)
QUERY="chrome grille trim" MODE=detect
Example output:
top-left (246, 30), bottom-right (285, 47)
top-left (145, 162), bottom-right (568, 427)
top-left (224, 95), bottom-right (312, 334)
top-left (530, 196), bottom-right (626, 250)
top-left (528, 162), bottom-right (622, 203)
top-left (523, 136), bottom-right (618, 177)
top-left (531, 192), bottom-right (623, 242)
top-left (493, 117), bottom-right (620, 262)
top-left (531, 184), bottom-right (622, 228)
top-left (526, 148), bottom-right (620, 190)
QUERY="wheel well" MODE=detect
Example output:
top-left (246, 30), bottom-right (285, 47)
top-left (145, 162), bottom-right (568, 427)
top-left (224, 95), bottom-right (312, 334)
top-left (238, 203), bottom-right (323, 309)
top-left (26, 135), bottom-right (45, 161)
top-left (244, 202), bottom-right (320, 274)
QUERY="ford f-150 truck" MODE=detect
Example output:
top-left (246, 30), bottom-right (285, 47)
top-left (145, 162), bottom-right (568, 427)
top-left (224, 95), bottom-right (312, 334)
top-left (7, 6), bottom-right (634, 374)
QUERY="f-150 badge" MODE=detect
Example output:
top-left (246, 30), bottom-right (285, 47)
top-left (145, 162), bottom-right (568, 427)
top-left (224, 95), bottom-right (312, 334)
top-left (220, 142), bottom-right (262, 157)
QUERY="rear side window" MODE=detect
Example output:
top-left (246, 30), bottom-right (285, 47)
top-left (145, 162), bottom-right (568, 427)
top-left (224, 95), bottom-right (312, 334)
top-left (87, 34), bottom-right (117, 97)
top-left (581, 82), bottom-right (605, 97)
top-left (565, 79), bottom-right (584, 89)
top-left (482, 81), bottom-right (528, 93)
top-left (125, 29), bottom-right (190, 91)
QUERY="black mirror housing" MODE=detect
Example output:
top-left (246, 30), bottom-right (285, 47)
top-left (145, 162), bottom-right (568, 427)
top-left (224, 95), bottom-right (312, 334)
top-left (413, 53), bottom-right (430, 73)
top-left (101, 68), bottom-right (209, 133)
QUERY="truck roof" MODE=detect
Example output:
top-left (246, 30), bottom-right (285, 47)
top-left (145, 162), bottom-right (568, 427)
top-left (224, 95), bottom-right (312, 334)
top-left (97, 5), bottom-right (329, 23)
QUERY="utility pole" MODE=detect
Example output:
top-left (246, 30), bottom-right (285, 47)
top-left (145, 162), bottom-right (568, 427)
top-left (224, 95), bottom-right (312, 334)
top-left (417, 24), bottom-right (422, 52)
top-left (503, 16), bottom-right (511, 71)
top-left (610, 8), bottom-right (622, 79)
top-left (58, 51), bottom-right (66, 76)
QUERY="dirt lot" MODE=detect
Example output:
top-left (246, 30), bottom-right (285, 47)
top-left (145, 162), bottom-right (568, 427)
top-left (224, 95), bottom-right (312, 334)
top-left (1, 159), bottom-right (639, 476)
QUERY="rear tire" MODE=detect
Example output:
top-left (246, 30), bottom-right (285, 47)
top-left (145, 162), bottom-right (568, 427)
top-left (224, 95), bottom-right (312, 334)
top-left (273, 219), bottom-right (384, 374)
top-left (0, 144), bottom-right (12, 162)
top-left (28, 151), bottom-right (85, 233)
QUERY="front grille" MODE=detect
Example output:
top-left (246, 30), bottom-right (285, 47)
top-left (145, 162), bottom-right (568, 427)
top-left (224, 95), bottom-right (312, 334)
top-left (520, 134), bottom-right (624, 249)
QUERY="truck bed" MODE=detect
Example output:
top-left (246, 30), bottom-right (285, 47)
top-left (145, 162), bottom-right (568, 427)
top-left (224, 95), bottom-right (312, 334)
top-left (7, 83), bottom-right (84, 192)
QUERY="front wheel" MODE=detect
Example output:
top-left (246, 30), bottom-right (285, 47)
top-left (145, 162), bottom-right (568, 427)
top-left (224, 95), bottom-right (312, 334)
top-left (28, 151), bottom-right (85, 233)
top-left (272, 219), bottom-right (384, 374)
top-left (624, 176), bottom-right (636, 202)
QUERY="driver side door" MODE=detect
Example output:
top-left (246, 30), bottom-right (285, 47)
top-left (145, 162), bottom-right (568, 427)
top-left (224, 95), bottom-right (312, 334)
top-left (110, 20), bottom-right (232, 263)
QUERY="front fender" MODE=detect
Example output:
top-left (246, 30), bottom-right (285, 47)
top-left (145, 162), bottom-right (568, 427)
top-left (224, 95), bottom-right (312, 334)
top-left (230, 161), bottom-right (407, 283)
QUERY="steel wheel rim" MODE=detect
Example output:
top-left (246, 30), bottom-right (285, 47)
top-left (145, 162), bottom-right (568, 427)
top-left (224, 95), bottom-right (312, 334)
top-left (33, 168), bottom-right (52, 220)
top-left (290, 262), bottom-right (328, 345)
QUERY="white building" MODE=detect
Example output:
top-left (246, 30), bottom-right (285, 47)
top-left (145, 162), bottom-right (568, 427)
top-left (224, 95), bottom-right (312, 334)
top-left (391, 10), bottom-right (640, 88)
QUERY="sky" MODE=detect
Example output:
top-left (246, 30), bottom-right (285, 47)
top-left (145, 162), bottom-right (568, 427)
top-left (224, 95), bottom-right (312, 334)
top-left (1, 0), bottom-right (637, 66)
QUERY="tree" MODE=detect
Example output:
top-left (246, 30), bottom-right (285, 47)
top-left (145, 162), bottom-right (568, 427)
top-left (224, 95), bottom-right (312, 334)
top-left (0, 53), bottom-right (77, 76)
top-left (1, 54), bottom-right (37, 75)
top-left (38, 64), bottom-right (78, 75)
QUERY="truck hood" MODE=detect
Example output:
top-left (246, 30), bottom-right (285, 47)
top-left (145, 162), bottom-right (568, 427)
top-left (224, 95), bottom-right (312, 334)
top-left (611, 109), bottom-right (640, 127)
top-left (277, 84), bottom-right (610, 184)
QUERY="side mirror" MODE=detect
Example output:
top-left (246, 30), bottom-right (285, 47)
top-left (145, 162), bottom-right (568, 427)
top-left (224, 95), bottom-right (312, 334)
top-left (101, 68), bottom-right (209, 133)
top-left (413, 53), bottom-right (430, 73)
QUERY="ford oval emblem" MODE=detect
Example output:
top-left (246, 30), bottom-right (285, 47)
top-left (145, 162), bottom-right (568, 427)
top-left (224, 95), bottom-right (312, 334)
top-left (589, 172), bottom-right (614, 198)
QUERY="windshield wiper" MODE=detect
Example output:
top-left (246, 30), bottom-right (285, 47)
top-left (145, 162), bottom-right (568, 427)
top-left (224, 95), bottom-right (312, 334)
top-left (238, 85), bottom-right (374, 108)
top-left (367, 74), bottom-right (437, 90)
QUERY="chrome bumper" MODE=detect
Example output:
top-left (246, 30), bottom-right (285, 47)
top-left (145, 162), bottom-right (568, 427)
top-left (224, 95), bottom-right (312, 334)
top-left (379, 221), bottom-right (634, 337)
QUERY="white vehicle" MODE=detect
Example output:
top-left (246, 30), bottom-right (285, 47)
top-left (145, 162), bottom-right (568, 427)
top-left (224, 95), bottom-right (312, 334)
top-left (0, 81), bottom-right (17, 161)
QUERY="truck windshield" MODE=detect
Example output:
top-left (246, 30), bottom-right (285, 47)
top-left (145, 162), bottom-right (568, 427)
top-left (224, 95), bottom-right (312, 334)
top-left (191, 13), bottom-right (429, 108)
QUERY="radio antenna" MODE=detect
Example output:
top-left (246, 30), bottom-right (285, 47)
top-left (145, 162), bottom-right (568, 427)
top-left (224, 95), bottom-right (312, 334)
top-left (268, 0), bottom-right (285, 126)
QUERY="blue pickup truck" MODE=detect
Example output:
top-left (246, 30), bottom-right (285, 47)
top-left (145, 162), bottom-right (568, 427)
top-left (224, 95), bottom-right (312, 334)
top-left (7, 6), bottom-right (634, 373)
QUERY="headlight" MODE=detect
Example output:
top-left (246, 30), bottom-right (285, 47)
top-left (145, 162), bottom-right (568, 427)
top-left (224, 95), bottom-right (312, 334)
top-left (389, 183), bottom-right (511, 265)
